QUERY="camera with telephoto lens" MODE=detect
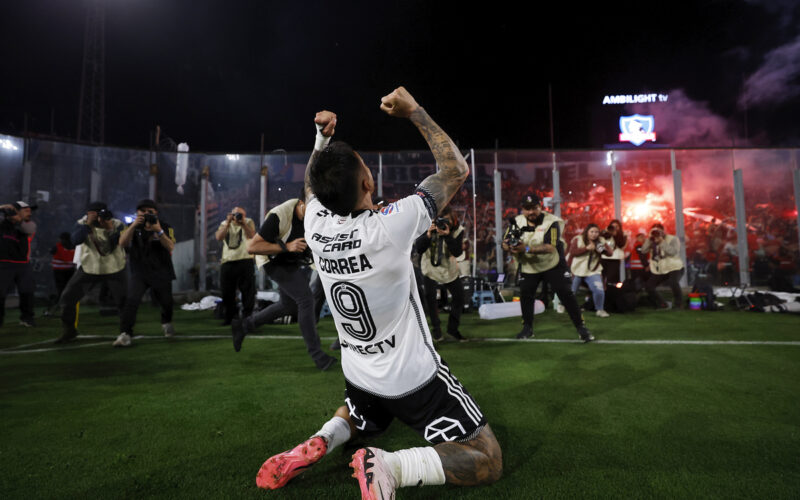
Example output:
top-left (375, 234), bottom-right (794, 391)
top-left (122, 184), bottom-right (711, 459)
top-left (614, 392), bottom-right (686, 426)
top-left (506, 218), bottom-right (522, 247)
top-left (435, 217), bottom-right (450, 231)
top-left (595, 241), bottom-right (606, 253)
top-left (144, 213), bottom-right (158, 225)
top-left (650, 227), bottom-right (664, 240)
top-left (233, 212), bottom-right (243, 222)
top-left (92, 208), bottom-right (113, 226)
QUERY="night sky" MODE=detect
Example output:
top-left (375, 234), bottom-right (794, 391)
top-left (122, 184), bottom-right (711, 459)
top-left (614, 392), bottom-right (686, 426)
top-left (2, 0), bottom-right (799, 152)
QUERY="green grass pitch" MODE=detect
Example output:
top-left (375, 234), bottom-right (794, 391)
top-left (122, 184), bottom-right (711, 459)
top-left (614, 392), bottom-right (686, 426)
top-left (1, 303), bottom-right (799, 499)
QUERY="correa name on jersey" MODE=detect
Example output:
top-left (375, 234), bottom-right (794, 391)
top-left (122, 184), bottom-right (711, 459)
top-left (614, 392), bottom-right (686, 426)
top-left (316, 254), bottom-right (373, 275)
top-left (339, 335), bottom-right (397, 356)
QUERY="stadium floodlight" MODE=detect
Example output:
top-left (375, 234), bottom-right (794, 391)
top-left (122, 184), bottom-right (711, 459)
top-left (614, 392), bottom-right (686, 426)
top-left (1, 138), bottom-right (20, 151)
top-left (226, 154), bottom-right (239, 161)
top-left (606, 151), bottom-right (614, 166)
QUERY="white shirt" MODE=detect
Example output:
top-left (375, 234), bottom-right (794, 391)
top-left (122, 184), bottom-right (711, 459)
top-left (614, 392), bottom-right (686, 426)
top-left (305, 192), bottom-right (441, 397)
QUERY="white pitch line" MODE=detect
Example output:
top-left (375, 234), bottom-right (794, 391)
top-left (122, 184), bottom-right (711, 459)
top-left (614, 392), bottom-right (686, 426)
top-left (482, 338), bottom-right (800, 346)
top-left (2, 335), bottom-right (799, 355)
top-left (0, 334), bottom-right (337, 355)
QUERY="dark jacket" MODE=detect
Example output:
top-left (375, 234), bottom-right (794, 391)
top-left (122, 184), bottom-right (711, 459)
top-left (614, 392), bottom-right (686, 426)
top-left (127, 221), bottom-right (177, 283)
top-left (0, 218), bottom-right (32, 263)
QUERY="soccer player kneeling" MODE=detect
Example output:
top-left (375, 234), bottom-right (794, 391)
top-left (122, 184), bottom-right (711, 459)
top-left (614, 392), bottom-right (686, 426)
top-left (256, 87), bottom-right (502, 498)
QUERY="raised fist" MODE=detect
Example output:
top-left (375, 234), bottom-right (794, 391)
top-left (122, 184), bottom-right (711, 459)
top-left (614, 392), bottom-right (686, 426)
top-left (379, 86), bottom-right (420, 118)
top-left (314, 111), bottom-right (337, 137)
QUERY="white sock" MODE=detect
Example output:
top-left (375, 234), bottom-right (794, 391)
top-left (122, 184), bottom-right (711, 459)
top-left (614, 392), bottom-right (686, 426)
top-left (312, 416), bottom-right (351, 455)
top-left (383, 447), bottom-right (446, 487)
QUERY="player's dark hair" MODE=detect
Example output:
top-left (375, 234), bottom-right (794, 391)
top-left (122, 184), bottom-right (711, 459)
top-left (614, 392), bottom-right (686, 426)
top-left (310, 142), bottom-right (362, 216)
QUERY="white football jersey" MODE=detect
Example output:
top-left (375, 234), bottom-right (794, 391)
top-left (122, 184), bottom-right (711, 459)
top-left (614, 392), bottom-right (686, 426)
top-left (305, 191), bottom-right (441, 397)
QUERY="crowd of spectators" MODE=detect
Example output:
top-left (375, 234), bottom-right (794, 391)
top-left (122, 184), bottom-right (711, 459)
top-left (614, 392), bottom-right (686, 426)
top-left (3, 158), bottom-right (798, 316)
top-left (433, 167), bottom-right (799, 292)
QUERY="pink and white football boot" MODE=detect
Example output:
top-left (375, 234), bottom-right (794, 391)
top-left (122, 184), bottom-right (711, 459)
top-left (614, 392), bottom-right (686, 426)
top-left (350, 447), bottom-right (398, 500)
top-left (256, 436), bottom-right (327, 489)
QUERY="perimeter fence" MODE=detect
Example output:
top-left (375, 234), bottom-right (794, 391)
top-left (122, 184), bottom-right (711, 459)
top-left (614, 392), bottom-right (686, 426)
top-left (1, 133), bottom-right (798, 297)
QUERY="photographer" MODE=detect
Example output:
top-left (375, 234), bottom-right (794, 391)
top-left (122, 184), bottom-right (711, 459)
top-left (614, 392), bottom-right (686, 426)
top-left (640, 223), bottom-right (684, 309)
top-left (629, 232), bottom-right (650, 290)
top-left (568, 223), bottom-right (613, 317)
top-left (215, 206), bottom-right (257, 326)
top-left (414, 205), bottom-right (466, 341)
top-left (502, 193), bottom-right (593, 342)
top-left (50, 232), bottom-right (76, 301)
top-left (0, 202), bottom-right (37, 328)
top-left (601, 219), bottom-right (627, 286)
top-left (232, 195), bottom-right (336, 371)
top-left (113, 199), bottom-right (176, 347)
top-left (56, 202), bottom-right (127, 343)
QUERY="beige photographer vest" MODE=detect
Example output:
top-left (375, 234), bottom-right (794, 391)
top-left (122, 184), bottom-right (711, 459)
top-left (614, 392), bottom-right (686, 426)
top-left (78, 218), bottom-right (126, 275)
top-left (420, 225), bottom-right (464, 284)
top-left (515, 212), bottom-right (565, 274)
top-left (254, 199), bottom-right (297, 269)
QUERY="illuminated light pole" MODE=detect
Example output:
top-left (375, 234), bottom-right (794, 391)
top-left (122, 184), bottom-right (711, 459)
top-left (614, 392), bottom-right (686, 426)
top-left (471, 149), bottom-right (477, 278)
top-left (77, 0), bottom-right (105, 145)
top-left (671, 150), bottom-right (688, 287)
top-left (493, 148), bottom-right (502, 274)
top-left (731, 152), bottom-right (750, 286)
top-left (199, 166), bottom-right (209, 291)
top-left (608, 151), bottom-right (625, 282)
top-left (551, 152), bottom-right (561, 218)
top-left (259, 135), bottom-right (268, 291)
top-left (377, 153), bottom-right (383, 199)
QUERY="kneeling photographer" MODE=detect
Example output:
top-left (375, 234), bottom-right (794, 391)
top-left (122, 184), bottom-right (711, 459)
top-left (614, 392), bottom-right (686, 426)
top-left (640, 223), bottom-right (684, 309)
top-left (414, 206), bottom-right (465, 341)
top-left (57, 202), bottom-right (127, 343)
top-left (114, 199), bottom-right (176, 347)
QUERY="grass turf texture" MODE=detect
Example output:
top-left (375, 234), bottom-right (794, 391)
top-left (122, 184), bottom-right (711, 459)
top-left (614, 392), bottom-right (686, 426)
top-left (1, 303), bottom-right (799, 499)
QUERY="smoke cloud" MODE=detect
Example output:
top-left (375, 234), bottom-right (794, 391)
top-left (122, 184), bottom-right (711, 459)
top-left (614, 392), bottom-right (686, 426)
top-left (628, 89), bottom-right (742, 147)
top-left (738, 34), bottom-right (800, 109)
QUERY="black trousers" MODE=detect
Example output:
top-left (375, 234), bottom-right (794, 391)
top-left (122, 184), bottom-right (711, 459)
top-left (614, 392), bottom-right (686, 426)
top-left (53, 267), bottom-right (76, 302)
top-left (310, 273), bottom-right (324, 323)
top-left (423, 275), bottom-right (464, 335)
top-left (645, 268), bottom-right (684, 308)
top-left (0, 262), bottom-right (35, 326)
top-left (602, 258), bottom-right (623, 285)
top-left (60, 268), bottom-right (127, 334)
top-left (519, 266), bottom-right (585, 331)
top-left (220, 259), bottom-right (256, 322)
top-left (251, 265), bottom-right (329, 368)
top-left (119, 273), bottom-right (174, 334)
top-left (629, 268), bottom-right (649, 291)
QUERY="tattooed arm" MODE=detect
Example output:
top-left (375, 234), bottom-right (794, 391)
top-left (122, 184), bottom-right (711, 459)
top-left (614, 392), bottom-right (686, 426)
top-left (435, 424), bottom-right (503, 486)
top-left (380, 87), bottom-right (469, 214)
top-left (303, 111), bottom-right (338, 200)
